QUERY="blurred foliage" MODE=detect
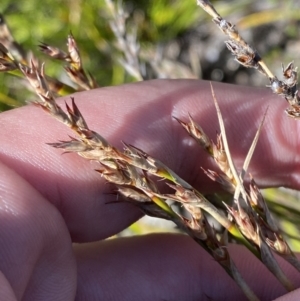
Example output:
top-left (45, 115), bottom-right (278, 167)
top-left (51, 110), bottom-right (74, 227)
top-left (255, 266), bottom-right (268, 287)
top-left (0, 0), bottom-right (204, 109)
top-left (263, 188), bottom-right (300, 251)
top-left (0, 0), bottom-right (112, 108)
top-left (0, 0), bottom-right (299, 109)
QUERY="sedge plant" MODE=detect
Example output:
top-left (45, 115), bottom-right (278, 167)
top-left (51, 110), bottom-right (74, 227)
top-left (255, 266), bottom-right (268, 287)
top-left (1, 1), bottom-right (300, 300)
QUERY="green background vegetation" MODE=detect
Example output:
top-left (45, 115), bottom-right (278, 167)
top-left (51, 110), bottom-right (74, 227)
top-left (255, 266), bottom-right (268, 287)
top-left (1, 0), bottom-right (299, 107)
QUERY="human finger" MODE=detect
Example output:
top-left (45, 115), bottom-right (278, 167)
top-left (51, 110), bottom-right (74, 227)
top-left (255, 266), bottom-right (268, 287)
top-left (0, 161), bottom-right (76, 300)
top-left (0, 80), bottom-right (297, 242)
top-left (74, 233), bottom-right (300, 301)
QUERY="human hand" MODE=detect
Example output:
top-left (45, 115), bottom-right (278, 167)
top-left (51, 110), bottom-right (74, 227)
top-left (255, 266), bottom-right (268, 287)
top-left (0, 79), bottom-right (300, 301)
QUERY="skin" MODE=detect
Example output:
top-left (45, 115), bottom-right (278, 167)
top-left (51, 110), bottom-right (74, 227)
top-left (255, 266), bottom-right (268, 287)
top-left (0, 79), bottom-right (300, 300)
